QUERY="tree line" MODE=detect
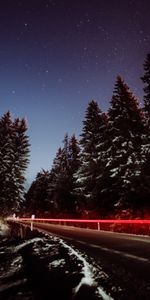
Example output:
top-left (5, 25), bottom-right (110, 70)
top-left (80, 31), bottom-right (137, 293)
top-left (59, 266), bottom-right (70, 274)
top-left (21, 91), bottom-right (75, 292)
top-left (25, 53), bottom-right (150, 219)
top-left (0, 53), bottom-right (149, 218)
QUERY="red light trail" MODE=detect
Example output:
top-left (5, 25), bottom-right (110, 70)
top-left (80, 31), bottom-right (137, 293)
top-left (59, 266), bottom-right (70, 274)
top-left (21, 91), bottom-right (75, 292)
top-left (9, 217), bottom-right (150, 224)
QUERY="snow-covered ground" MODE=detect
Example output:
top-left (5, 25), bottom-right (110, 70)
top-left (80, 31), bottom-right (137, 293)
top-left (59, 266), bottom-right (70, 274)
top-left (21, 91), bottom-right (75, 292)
top-left (0, 220), bottom-right (114, 300)
top-left (1, 220), bottom-right (150, 300)
top-left (0, 219), bottom-right (10, 236)
top-left (56, 238), bottom-right (114, 300)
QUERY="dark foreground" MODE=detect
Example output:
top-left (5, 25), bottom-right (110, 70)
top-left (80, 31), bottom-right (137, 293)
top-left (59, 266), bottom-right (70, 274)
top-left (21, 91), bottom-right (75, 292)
top-left (1, 222), bottom-right (150, 300)
top-left (0, 226), bottom-right (107, 300)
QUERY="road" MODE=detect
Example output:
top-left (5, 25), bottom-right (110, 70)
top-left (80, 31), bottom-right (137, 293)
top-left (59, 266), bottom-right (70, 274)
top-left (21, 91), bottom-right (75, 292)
top-left (26, 221), bottom-right (150, 281)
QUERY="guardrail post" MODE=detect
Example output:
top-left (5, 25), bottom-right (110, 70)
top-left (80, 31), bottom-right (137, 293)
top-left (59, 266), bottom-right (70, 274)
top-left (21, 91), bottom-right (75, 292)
top-left (13, 213), bottom-right (16, 220)
top-left (98, 222), bottom-right (100, 230)
top-left (31, 214), bottom-right (35, 231)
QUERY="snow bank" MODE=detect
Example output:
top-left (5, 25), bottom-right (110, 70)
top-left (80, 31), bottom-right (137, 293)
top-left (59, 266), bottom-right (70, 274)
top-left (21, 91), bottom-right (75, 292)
top-left (0, 220), bottom-right (10, 236)
top-left (60, 239), bottom-right (114, 300)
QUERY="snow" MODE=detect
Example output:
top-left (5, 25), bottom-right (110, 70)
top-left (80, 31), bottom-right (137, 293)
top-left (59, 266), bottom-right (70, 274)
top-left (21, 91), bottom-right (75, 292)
top-left (110, 167), bottom-right (119, 177)
top-left (50, 258), bottom-right (65, 268)
top-left (0, 224), bottom-right (115, 299)
top-left (76, 177), bottom-right (84, 183)
top-left (127, 156), bottom-right (132, 164)
top-left (92, 158), bottom-right (98, 163)
top-left (85, 194), bottom-right (92, 198)
top-left (106, 160), bottom-right (112, 167)
top-left (135, 170), bottom-right (141, 176)
top-left (14, 237), bottom-right (42, 252)
top-left (59, 239), bottom-right (114, 300)
top-left (121, 141), bottom-right (127, 147)
top-left (97, 287), bottom-right (114, 300)
top-left (59, 239), bottom-right (93, 290)
top-left (0, 279), bottom-right (27, 293)
top-left (0, 220), bottom-right (9, 236)
top-left (113, 136), bottom-right (120, 142)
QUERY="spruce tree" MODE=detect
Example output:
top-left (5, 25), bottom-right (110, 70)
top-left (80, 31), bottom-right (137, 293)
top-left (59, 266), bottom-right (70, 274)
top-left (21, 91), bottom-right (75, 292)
top-left (106, 76), bottom-right (144, 210)
top-left (48, 134), bottom-right (80, 216)
top-left (50, 134), bottom-right (70, 212)
top-left (136, 53), bottom-right (150, 210)
top-left (69, 134), bottom-right (80, 176)
top-left (13, 118), bottom-right (30, 207)
top-left (93, 112), bottom-right (109, 213)
top-left (67, 134), bottom-right (80, 214)
top-left (141, 53), bottom-right (150, 120)
top-left (25, 170), bottom-right (50, 215)
top-left (0, 112), bottom-right (30, 216)
top-left (0, 112), bottom-right (15, 214)
top-left (74, 100), bottom-right (106, 213)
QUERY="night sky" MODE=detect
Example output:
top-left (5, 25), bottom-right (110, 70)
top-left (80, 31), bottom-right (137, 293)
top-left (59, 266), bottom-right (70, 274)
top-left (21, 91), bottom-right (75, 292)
top-left (0, 0), bottom-right (150, 183)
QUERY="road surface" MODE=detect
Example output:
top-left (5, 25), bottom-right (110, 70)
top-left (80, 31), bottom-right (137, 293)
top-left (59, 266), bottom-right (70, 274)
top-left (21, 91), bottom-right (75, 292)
top-left (24, 221), bottom-right (150, 280)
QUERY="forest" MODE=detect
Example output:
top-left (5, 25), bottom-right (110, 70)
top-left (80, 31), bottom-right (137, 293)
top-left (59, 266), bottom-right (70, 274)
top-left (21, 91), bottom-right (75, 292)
top-left (0, 53), bottom-right (150, 219)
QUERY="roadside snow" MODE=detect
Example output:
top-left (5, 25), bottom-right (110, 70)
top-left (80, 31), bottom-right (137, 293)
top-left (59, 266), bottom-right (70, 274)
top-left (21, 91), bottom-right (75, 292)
top-left (14, 237), bottom-right (42, 252)
top-left (97, 287), bottom-right (114, 300)
top-left (50, 258), bottom-right (65, 268)
top-left (60, 239), bottom-right (114, 300)
top-left (0, 220), bottom-right (10, 236)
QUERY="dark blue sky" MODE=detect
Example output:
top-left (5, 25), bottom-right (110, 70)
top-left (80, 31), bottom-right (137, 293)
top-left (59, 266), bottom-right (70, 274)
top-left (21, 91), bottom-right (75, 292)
top-left (0, 0), bottom-right (150, 183)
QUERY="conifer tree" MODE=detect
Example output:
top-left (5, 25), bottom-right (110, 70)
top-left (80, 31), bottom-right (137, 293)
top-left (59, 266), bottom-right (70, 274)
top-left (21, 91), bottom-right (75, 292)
top-left (0, 112), bottom-right (15, 214)
top-left (0, 112), bottom-right (30, 215)
top-left (48, 134), bottom-right (80, 215)
top-left (106, 76), bottom-right (144, 209)
top-left (141, 53), bottom-right (150, 120)
top-left (25, 170), bottom-right (50, 215)
top-left (69, 134), bottom-right (80, 176)
top-left (93, 112), bottom-right (109, 213)
top-left (13, 118), bottom-right (30, 205)
top-left (135, 53), bottom-right (150, 209)
top-left (48, 145), bottom-right (68, 213)
top-left (74, 100), bottom-right (107, 213)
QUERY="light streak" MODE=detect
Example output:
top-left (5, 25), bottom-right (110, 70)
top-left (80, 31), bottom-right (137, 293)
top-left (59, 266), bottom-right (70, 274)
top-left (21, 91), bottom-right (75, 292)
top-left (8, 217), bottom-right (150, 224)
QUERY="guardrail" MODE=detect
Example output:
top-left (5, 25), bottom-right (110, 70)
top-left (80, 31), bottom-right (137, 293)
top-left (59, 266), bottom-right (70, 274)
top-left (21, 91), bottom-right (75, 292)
top-left (7, 216), bottom-right (150, 234)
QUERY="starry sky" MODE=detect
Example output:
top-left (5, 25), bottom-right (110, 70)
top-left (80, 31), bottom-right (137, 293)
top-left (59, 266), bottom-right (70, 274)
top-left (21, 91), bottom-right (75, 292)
top-left (0, 0), bottom-right (150, 183)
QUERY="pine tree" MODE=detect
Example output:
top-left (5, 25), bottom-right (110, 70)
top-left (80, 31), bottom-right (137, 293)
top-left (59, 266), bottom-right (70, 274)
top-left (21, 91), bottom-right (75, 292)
top-left (141, 53), bottom-right (150, 121)
top-left (135, 53), bottom-right (150, 210)
top-left (67, 134), bottom-right (80, 214)
top-left (106, 76), bottom-right (144, 209)
top-left (74, 100), bottom-right (107, 214)
top-left (24, 179), bottom-right (37, 213)
top-left (0, 112), bottom-right (30, 216)
top-left (0, 112), bottom-right (15, 214)
top-left (13, 118), bottom-right (30, 208)
top-left (69, 134), bottom-right (80, 176)
top-left (93, 112), bottom-right (109, 213)
top-left (25, 170), bottom-right (50, 215)
top-left (48, 145), bottom-right (69, 213)
top-left (48, 134), bottom-right (80, 216)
